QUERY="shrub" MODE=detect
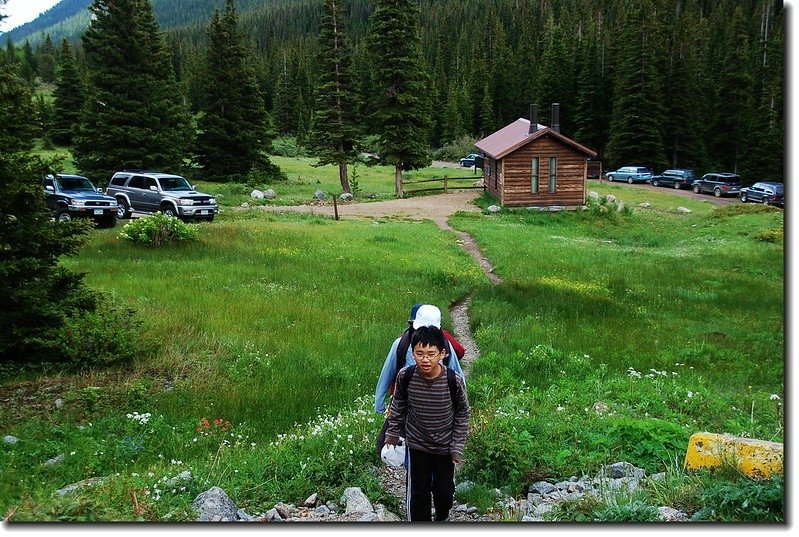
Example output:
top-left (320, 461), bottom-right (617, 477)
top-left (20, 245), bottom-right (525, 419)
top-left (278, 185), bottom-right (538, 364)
top-left (755, 228), bottom-right (783, 243)
top-left (57, 294), bottom-right (156, 368)
top-left (118, 213), bottom-right (197, 246)
top-left (269, 136), bottom-right (308, 157)
top-left (691, 474), bottom-right (784, 522)
top-left (432, 135), bottom-right (480, 161)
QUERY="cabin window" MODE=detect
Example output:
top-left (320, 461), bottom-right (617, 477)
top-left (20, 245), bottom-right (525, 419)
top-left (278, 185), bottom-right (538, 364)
top-left (548, 157), bottom-right (557, 193)
top-left (531, 157), bottom-right (540, 194)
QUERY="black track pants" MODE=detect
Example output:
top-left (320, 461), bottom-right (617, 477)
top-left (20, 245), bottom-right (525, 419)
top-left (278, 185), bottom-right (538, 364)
top-left (407, 448), bottom-right (455, 522)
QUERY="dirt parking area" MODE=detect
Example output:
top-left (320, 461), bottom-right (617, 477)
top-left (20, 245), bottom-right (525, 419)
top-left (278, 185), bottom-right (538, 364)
top-left (589, 179), bottom-right (739, 206)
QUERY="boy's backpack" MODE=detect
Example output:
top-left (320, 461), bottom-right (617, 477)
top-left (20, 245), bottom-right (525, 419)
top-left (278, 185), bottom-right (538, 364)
top-left (398, 364), bottom-right (460, 412)
top-left (395, 330), bottom-right (452, 376)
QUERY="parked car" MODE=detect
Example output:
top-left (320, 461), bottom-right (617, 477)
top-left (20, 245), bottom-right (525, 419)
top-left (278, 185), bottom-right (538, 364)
top-left (650, 168), bottom-right (697, 189)
top-left (605, 166), bottom-right (653, 183)
top-left (459, 153), bottom-right (480, 167)
top-left (740, 182), bottom-right (784, 207)
top-left (106, 170), bottom-right (218, 221)
top-left (43, 174), bottom-right (118, 228)
top-left (692, 172), bottom-right (743, 197)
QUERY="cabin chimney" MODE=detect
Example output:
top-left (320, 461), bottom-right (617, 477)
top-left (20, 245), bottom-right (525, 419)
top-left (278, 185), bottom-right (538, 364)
top-left (528, 104), bottom-right (538, 134)
top-left (551, 103), bottom-right (560, 133)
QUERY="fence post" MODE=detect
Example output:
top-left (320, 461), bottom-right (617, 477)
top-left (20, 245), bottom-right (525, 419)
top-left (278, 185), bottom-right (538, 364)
top-left (444, 176), bottom-right (448, 194)
top-left (333, 194), bottom-right (338, 221)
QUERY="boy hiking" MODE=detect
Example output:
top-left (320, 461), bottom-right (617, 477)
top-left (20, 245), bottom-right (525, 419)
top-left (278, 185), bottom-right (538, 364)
top-left (384, 325), bottom-right (470, 522)
top-left (374, 304), bottom-right (465, 416)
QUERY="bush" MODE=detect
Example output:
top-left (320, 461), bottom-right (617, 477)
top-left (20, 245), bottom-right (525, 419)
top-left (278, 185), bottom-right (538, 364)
top-left (269, 137), bottom-right (308, 157)
top-left (57, 295), bottom-right (156, 368)
top-left (118, 213), bottom-right (197, 246)
top-left (755, 228), bottom-right (783, 243)
top-left (431, 135), bottom-right (480, 161)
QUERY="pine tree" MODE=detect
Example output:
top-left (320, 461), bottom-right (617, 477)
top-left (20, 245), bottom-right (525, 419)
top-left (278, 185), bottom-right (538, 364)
top-left (368, 0), bottom-right (431, 197)
top-left (0, 58), bottom-right (94, 362)
top-left (51, 39), bottom-right (85, 146)
top-left (74, 0), bottom-right (192, 182)
top-left (707, 6), bottom-right (755, 173)
top-left (604, 0), bottom-right (667, 171)
top-left (308, 0), bottom-right (360, 194)
top-left (37, 35), bottom-right (57, 83)
top-left (272, 49), bottom-right (297, 135)
top-left (196, 0), bottom-right (277, 182)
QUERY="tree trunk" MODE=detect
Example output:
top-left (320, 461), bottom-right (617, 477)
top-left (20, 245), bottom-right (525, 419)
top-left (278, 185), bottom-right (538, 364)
top-left (395, 164), bottom-right (403, 198)
top-left (339, 163), bottom-right (350, 193)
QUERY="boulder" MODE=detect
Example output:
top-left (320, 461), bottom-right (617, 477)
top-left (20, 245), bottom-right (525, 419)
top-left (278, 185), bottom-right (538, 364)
top-left (658, 506), bottom-right (689, 522)
top-left (314, 505), bottom-right (331, 516)
top-left (274, 502), bottom-right (293, 519)
top-left (55, 398), bottom-right (65, 409)
top-left (339, 192), bottom-right (353, 201)
top-left (530, 481), bottom-right (557, 495)
top-left (486, 205), bottom-right (501, 213)
top-left (45, 454), bottom-right (65, 466)
top-left (639, 202), bottom-right (651, 209)
top-left (193, 487), bottom-right (239, 522)
top-left (374, 504), bottom-right (401, 522)
top-left (4, 435), bottom-right (19, 445)
top-left (676, 206), bottom-right (692, 214)
top-left (263, 508), bottom-right (282, 522)
top-left (605, 194), bottom-right (617, 203)
top-left (314, 190), bottom-right (327, 201)
top-left (341, 487), bottom-right (373, 515)
top-left (604, 462), bottom-right (646, 480)
top-left (264, 189), bottom-right (277, 199)
top-left (240, 202), bottom-right (250, 208)
top-left (54, 477), bottom-right (107, 497)
top-left (303, 493), bottom-right (318, 507)
top-left (588, 191), bottom-right (600, 201)
top-left (250, 190), bottom-right (264, 199)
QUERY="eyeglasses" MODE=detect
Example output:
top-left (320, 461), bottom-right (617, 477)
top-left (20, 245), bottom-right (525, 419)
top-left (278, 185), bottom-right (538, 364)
top-left (413, 351), bottom-right (444, 361)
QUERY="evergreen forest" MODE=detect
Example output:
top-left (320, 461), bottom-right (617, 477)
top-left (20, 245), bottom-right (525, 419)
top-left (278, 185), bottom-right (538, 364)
top-left (2, 0), bottom-right (785, 182)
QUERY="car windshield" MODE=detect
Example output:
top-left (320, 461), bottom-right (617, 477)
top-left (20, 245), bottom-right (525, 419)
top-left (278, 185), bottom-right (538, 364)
top-left (158, 176), bottom-right (193, 191)
top-left (56, 176), bottom-right (95, 191)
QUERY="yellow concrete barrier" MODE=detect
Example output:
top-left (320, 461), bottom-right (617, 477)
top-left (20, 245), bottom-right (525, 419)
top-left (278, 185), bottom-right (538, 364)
top-left (684, 432), bottom-right (783, 479)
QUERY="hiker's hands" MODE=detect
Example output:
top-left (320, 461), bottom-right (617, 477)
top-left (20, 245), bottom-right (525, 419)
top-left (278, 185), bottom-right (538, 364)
top-left (451, 453), bottom-right (462, 465)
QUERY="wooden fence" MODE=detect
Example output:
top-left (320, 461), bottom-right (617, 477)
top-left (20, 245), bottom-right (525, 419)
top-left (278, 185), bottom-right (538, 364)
top-left (402, 175), bottom-right (486, 196)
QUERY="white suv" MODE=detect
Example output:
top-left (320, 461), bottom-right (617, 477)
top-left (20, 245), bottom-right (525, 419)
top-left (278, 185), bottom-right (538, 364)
top-left (107, 170), bottom-right (218, 222)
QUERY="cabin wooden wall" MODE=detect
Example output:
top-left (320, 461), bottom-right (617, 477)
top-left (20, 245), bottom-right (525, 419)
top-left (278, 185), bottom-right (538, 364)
top-left (500, 135), bottom-right (587, 206)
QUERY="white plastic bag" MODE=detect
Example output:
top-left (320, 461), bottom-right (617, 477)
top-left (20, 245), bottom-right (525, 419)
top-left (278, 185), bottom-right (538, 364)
top-left (380, 440), bottom-right (406, 468)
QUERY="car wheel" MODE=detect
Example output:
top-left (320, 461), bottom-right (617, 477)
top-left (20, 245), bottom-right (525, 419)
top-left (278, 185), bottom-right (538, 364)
top-left (763, 198), bottom-right (770, 206)
top-left (693, 184), bottom-right (700, 194)
top-left (714, 187), bottom-right (722, 198)
top-left (674, 182), bottom-right (681, 189)
top-left (162, 205), bottom-right (179, 218)
top-left (607, 175), bottom-right (613, 182)
top-left (741, 193), bottom-right (748, 203)
top-left (117, 199), bottom-right (131, 219)
top-left (652, 179), bottom-right (659, 187)
top-left (627, 177), bottom-right (634, 184)
top-left (56, 209), bottom-right (72, 222)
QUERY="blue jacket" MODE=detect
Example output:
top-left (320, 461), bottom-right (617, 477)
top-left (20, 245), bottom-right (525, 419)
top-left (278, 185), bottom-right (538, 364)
top-left (374, 335), bottom-right (464, 414)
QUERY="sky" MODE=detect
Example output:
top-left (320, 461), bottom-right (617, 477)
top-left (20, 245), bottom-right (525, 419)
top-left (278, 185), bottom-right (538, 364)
top-left (0, 0), bottom-right (61, 32)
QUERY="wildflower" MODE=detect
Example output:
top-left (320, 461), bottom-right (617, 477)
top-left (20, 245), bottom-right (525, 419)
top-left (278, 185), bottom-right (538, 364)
top-left (770, 394), bottom-right (780, 401)
top-left (687, 391), bottom-right (694, 398)
top-left (556, 406), bottom-right (565, 412)
top-left (70, 451), bottom-right (76, 456)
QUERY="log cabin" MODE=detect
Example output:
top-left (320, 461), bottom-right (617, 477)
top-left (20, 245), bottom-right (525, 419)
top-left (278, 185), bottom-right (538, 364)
top-left (475, 104), bottom-right (597, 207)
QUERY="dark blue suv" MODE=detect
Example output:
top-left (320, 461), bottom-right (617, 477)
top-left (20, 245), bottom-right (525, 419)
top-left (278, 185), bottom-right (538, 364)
top-left (43, 174), bottom-right (118, 228)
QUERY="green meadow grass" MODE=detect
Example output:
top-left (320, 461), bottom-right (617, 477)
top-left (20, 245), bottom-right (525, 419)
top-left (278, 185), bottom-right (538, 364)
top-left (0, 171), bottom-right (784, 521)
top-left (451, 193), bottom-right (783, 493)
top-left (195, 156), bottom-right (478, 208)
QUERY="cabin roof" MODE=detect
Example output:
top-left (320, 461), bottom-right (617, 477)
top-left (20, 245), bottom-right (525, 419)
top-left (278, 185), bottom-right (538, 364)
top-left (475, 118), bottom-right (597, 159)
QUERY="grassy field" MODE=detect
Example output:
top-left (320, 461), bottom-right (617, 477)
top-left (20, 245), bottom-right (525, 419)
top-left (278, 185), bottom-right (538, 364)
top-left (0, 160), bottom-right (784, 521)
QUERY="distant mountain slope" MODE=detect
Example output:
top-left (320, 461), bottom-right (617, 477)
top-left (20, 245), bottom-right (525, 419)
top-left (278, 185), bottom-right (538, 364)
top-left (1, 0), bottom-right (293, 44)
top-left (2, 0), bottom-right (91, 42)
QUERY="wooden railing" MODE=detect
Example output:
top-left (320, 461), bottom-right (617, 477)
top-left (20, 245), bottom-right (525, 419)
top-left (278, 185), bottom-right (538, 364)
top-left (402, 175), bottom-right (486, 196)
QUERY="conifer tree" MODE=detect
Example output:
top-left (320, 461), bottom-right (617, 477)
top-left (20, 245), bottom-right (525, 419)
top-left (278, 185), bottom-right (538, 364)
top-left (708, 6), bottom-right (755, 173)
top-left (37, 35), bottom-right (57, 83)
top-left (196, 0), bottom-right (277, 182)
top-left (74, 0), bottom-right (191, 182)
top-left (368, 0), bottom-right (431, 197)
top-left (0, 46), bottom-right (94, 361)
top-left (604, 0), bottom-right (667, 171)
top-left (308, 0), bottom-right (360, 194)
top-left (51, 39), bottom-right (85, 145)
top-left (572, 20), bottom-right (606, 153)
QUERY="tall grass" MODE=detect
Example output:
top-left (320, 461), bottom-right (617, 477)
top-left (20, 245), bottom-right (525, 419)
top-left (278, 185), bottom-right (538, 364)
top-left (451, 193), bottom-right (783, 493)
